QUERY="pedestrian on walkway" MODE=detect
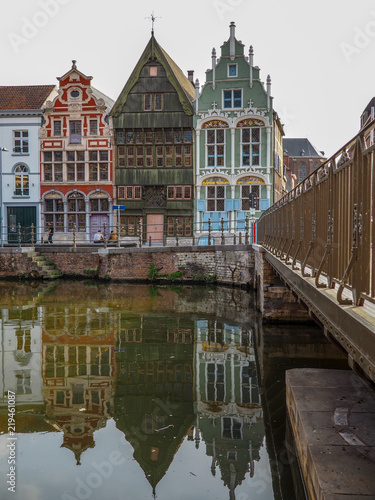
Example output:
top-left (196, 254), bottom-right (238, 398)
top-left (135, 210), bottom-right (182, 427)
top-left (93, 230), bottom-right (104, 243)
top-left (48, 224), bottom-right (54, 244)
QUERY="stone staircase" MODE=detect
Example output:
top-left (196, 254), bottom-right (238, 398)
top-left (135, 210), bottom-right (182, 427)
top-left (27, 250), bottom-right (62, 280)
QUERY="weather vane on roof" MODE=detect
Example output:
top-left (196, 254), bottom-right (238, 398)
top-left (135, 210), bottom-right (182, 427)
top-left (145, 11), bottom-right (161, 36)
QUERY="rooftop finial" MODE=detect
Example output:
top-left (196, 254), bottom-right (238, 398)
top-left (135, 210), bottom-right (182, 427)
top-left (145, 11), bottom-right (161, 36)
top-left (72, 60), bottom-right (77, 69)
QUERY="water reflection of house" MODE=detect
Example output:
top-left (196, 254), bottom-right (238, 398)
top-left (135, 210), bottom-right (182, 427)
top-left (194, 320), bottom-right (264, 500)
top-left (113, 314), bottom-right (195, 496)
top-left (41, 304), bottom-right (116, 464)
top-left (0, 305), bottom-right (43, 408)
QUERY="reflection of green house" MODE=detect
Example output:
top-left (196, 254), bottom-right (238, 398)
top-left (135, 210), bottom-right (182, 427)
top-left (195, 320), bottom-right (264, 499)
top-left (113, 315), bottom-right (195, 495)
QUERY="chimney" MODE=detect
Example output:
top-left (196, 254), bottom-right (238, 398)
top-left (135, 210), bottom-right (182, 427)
top-left (187, 70), bottom-right (194, 84)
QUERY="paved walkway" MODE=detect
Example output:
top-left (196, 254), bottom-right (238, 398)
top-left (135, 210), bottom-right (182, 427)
top-left (287, 368), bottom-right (375, 499)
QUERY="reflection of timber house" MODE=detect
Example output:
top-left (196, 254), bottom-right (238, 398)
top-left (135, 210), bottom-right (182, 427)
top-left (194, 320), bottom-right (264, 498)
top-left (41, 304), bottom-right (116, 464)
top-left (113, 314), bottom-right (195, 496)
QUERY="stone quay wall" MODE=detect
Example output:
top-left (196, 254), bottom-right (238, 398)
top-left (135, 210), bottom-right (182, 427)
top-left (0, 245), bottom-right (311, 322)
top-left (0, 245), bottom-right (255, 287)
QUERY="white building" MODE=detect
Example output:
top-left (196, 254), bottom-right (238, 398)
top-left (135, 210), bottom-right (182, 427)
top-left (0, 85), bottom-right (56, 244)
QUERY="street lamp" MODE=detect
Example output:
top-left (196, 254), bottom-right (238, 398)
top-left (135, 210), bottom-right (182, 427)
top-left (0, 147), bottom-right (9, 247)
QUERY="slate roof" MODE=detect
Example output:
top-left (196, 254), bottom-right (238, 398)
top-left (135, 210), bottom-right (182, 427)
top-left (283, 138), bottom-right (325, 158)
top-left (0, 85), bottom-right (56, 110)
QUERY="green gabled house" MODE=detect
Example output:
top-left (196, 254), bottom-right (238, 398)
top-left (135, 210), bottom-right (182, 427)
top-left (193, 22), bottom-right (285, 244)
top-left (111, 34), bottom-right (195, 244)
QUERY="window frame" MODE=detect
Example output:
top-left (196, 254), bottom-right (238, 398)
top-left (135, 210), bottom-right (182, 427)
top-left (143, 93), bottom-right (164, 111)
top-left (241, 127), bottom-right (261, 167)
top-left (206, 129), bottom-right (225, 168)
top-left (13, 130), bottom-right (29, 155)
top-left (207, 184), bottom-right (226, 212)
top-left (227, 64), bottom-right (238, 77)
top-left (69, 120), bottom-right (82, 144)
top-left (222, 89), bottom-right (242, 109)
top-left (13, 164), bottom-right (29, 197)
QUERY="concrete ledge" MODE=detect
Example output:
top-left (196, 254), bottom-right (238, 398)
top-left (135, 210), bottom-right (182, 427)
top-left (287, 368), bottom-right (375, 499)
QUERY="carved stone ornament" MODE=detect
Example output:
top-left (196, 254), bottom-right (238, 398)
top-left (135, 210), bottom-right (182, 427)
top-left (68, 103), bottom-right (82, 113)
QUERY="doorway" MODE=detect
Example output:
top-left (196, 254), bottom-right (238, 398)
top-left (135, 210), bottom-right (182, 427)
top-left (7, 206), bottom-right (36, 243)
top-left (146, 214), bottom-right (164, 243)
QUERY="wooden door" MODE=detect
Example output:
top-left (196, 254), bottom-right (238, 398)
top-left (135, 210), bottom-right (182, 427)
top-left (146, 214), bottom-right (164, 243)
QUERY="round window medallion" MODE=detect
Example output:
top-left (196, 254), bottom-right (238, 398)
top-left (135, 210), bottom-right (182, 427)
top-left (71, 90), bottom-right (80, 98)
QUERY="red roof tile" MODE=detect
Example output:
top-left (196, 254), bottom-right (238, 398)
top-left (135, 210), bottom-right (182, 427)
top-left (0, 85), bottom-right (55, 110)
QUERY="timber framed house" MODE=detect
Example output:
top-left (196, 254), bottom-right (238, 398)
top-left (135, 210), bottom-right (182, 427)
top-left (111, 34), bottom-right (195, 244)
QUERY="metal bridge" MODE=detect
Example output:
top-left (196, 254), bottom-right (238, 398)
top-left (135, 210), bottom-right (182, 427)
top-left (257, 119), bottom-right (375, 384)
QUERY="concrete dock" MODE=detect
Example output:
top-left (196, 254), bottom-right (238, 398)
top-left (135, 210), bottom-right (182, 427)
top-left (286, 368), bottom-right (375, 499)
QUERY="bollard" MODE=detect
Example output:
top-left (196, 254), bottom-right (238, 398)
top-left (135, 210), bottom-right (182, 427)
top-left (208, 218), bottom-right (212, 246)
top-left (103, 223), bottom-right (107, 249)
top-left (221, 218), bottom-right (225, 245)
top-left (239, 232), bottom-right (242, 245)
top-left (245, 215), bottom-right (249, 245)
top-left (175, 219), bottom-right (179, 247)
top-left (73, 224), bottom-right (77, 248)
top-left (138, 220), bottom-right (142, 247)
top-left (18, 223), bottom-right (21, 248)
top-left (31, 224), bottom-right (35, 247)
top-left (149, 236), bottom-right (152, 247)
top-left (233, 233), bottom-right (236, 245)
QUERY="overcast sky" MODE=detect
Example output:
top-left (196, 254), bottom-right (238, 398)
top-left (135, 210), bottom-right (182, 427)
top-left (1, 0), bottom-right (374, 158)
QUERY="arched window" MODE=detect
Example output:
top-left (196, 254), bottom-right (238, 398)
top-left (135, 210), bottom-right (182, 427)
top-left (299, 162), bottom-right (307, 182)
top-left (44, 193), bottom-right (64, 232)
top-left (14, 164), bottom-right (29, 196)
top-left (68, 192), bottom-right (86, 232)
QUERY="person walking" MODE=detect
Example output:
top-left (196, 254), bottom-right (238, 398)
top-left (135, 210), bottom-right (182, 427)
top-left (48, 224), bottom-right (54, 244)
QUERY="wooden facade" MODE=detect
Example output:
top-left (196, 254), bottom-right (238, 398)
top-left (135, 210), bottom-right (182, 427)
top-left (111, 35), bottom-right (195, 244)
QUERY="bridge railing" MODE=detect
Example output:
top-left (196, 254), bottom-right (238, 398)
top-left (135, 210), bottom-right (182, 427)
top-left (258, 119), bottom-right (375, 307)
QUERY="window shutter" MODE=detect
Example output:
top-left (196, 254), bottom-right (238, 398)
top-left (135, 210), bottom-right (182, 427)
top-left (260, 198), bottom-right (270, 211)
top-left (197, 200), bottom-right (206, 212)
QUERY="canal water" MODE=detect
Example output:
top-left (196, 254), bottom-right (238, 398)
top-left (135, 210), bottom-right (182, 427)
top-left (0, 281), bottom-right (348, 500)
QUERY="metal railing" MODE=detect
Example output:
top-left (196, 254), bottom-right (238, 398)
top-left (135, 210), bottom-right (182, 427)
top-left (257, 119), bottom-right (375, 306)
top-left (0, 217), bottom-right (257, 249)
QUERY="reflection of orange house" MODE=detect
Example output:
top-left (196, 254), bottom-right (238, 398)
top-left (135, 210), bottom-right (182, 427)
top-left (42, 316), bottom-right (116, 464)
top-left (39, 60), bottom-right (114, 243)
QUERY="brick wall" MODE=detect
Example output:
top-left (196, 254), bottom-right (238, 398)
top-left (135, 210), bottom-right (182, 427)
top-left (37, 245), bottom-right (254, 287)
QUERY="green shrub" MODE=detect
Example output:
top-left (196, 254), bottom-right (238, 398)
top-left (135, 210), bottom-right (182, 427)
top-left (147, 261), bottom-right (158, 280)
